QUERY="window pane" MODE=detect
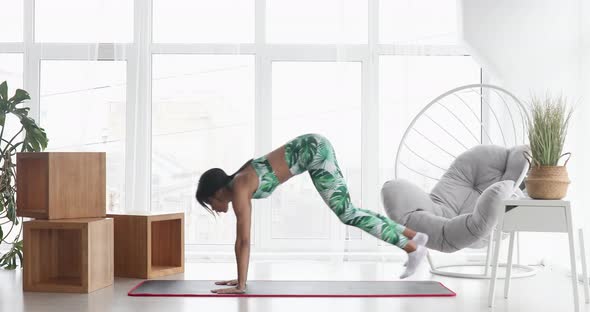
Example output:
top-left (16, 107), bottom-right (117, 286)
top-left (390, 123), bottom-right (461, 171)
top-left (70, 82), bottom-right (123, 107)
top-left (35, 0), bottom-right (133, 43)
top-left (271, 62), bottom-right (361, 239)
top-left (267, 0), bottom-right (367, 44)
top-left (0, 0), bottom-right (23, 42)
top-left (0, 54), bottom-right (23, 91)
top-left (152, 55), bottom-right (255, 245)
top-left (380, 0), bottom-right (458, 44)
top-left (40, 61), bottom-right (126, 211)
top-left (378, 56), bottom-right (480, 193)
top-left (0, 53), bottom-right (24, 141)
top-left (153, 0), bottom-right (254, 43)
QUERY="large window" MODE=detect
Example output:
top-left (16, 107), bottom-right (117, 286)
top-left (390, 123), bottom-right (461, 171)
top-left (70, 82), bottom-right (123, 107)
top-left (2, 0), bottom-right (480, 253)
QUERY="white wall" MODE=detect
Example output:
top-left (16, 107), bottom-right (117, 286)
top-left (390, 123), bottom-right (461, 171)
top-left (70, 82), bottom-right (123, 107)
top-left (460, 0), bottom-right (581, 97)
top-left (460, 0), bottom-right (589, 268)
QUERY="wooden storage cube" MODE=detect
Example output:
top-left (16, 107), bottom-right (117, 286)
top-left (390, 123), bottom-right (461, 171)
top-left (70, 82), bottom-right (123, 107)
top-left (151, 218), bottom-right (183, 270)
top-left (107, 213), bottom-right (184, 279)
top-left (23, 218), bottom-right (114, 293)
top-left (17, 152), bottom-right (106, 219)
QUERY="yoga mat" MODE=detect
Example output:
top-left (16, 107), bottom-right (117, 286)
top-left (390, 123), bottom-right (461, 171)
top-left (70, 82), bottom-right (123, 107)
top-left (128, 280), bottom-right (456, 298)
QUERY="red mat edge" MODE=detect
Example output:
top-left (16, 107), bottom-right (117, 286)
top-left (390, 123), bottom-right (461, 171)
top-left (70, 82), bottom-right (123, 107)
top-left (127, 280), bottom-right (456, 298)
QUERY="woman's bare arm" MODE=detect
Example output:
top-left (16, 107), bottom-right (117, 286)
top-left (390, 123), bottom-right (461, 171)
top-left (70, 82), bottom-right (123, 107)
top-left (232, 183), bottom-right (252, 290)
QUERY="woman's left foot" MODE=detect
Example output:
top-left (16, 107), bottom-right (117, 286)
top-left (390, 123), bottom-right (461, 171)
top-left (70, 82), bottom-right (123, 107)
top-left (412, 232), bottom-right (428, 247)
top-left (403, 233), bottom-right (428, 266)
top-left (400, 245), bottom-right (427, 279)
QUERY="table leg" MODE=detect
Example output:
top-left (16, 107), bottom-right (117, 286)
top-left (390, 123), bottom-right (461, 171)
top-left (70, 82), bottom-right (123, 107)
top-left (504, 232), bottom-right (515, 298)
top-left (488, 226), bottom-right (503, 307)
top-left (566, 207), bottom-right (580, 312)
top-left (579, 229), bottom-right (589, 304)
top-left (485, 229), bottom-right (494, 276)
top-left (517, 231), bottom-right (521, 265)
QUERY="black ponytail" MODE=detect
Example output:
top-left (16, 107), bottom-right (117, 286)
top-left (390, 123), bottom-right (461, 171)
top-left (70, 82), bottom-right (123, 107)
top-left (195, 159), bottom-right (253, 214)
top-left (195, 168), bottom-right (230, 210)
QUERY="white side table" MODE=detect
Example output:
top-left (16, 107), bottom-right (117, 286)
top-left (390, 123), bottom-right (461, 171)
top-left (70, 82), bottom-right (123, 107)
top-left (487, 199), bottom-right (589, 311)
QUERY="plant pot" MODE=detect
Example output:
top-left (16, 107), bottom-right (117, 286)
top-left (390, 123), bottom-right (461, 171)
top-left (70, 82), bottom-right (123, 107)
top-left (525, 165), bottom-right (570, 199)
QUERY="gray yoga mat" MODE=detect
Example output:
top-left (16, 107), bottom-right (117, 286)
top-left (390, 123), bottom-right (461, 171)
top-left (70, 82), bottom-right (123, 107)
top-left (128, 280), bottom-right (456, 297)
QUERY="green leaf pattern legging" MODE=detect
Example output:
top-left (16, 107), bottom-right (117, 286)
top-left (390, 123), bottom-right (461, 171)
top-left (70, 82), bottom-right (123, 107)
top-left (283, 133), bottom-right (409, 248)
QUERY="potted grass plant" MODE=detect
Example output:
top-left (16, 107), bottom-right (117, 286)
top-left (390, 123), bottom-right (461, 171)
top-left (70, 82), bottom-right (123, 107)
top-left (524, 94), bottom-right (573, 199)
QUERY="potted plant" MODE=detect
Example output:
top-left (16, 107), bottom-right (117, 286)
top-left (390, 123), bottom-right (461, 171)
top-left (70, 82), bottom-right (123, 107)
top-left (524, 94), bottom-right (573, 199)
top-left (0, 81), bottom-right (48, 269)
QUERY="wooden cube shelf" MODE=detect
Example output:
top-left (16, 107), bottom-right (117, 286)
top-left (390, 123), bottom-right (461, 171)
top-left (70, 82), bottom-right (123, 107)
top-left (17, 152), bottom-right (106, 219)
top-left (107, 213), bottom-right (184, 279)
top-left (23, 218), bottom-right (114, 293)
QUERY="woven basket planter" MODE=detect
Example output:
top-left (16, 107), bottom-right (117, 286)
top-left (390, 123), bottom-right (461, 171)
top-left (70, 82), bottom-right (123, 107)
top-left (525, 165), bottom-right (570, 199)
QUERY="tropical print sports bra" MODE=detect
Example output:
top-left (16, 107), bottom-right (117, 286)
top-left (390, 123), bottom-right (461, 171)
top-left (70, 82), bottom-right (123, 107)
top-left (250, 156), bottom-right (280, 199)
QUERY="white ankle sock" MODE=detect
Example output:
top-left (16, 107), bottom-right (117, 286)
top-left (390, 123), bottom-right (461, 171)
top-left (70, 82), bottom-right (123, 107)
top-left (400, 245), bottom-right (427, 279)
top-left (413, 233), bottom-right (428, 247)
top-left (403, 233), bottom-right (429, 266)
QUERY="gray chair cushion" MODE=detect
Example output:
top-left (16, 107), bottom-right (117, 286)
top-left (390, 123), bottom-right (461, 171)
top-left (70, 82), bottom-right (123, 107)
top-left (381, 144), bottom-right (528, 252)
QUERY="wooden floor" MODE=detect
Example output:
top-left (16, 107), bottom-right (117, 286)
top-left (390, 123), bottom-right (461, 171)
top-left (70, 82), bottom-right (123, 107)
top-left (1, 260), bottom-right (589, 312)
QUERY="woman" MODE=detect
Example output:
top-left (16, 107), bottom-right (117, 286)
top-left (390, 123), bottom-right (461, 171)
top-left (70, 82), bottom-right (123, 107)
top-left (196, 133), bottom-right (428, 294)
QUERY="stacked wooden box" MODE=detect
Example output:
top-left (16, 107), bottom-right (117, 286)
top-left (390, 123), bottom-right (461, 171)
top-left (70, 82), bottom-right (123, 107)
top-left (17, 153), bottom-right (113, 293)
top-left (17, 152), bottom-right (185, 292)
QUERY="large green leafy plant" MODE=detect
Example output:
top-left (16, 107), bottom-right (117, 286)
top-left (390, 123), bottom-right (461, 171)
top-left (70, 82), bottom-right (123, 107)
top-left (0, 81), bottom-right (48, 269)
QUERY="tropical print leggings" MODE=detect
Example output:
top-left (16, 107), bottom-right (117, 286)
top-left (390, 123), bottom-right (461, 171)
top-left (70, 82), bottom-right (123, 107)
top-left (285, 133), bottom-right (409, 248)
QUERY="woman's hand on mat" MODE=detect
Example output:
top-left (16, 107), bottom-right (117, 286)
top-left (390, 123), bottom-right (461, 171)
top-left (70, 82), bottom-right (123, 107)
top-left (211, 286), bottom-right (246, 294)
top-left (214, 279), bottom-right (238, 286)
